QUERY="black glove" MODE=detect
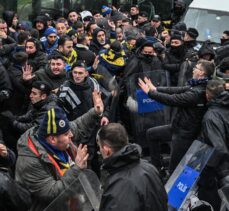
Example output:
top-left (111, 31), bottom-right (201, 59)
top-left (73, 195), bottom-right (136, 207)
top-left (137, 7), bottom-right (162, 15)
top-left (0, 111), bottom-right (16, 122)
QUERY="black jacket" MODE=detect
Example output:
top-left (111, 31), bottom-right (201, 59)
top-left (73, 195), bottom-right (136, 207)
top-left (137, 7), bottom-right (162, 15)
top-left (0, 63), bottom-right (13, 111)
top-left (7, 63), bottom-right (29, 114)
top-left (201, 91), bottom-right (229, 179)
top-left (89, 28), bottom-right (108, 55)
top-left (34, 65), bottom-right (66, 90)
top-left (99, 144), bottom-right (168, 211)
top-left (13, 94), bottom-right (58, 134)
top-left (58, 76), bottom-right (110, 120)
top-left (148, 83), bottom-right (207, 135)
top-left (28, 51), bottom-right (48, 72)
top-left (0, 36), bottom-right (16, 68)
top-left (163, 46), bottom-right (186, 86)
top-left (123, 50), bottom-right (162, 79)
top-left (75, 44), bottom-right (95, 66)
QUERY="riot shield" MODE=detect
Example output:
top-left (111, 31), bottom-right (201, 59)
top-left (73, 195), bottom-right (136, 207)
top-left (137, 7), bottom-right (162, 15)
top-left (126, 70), bottom-right (170, 147)
top-left (44, 169), bottom-right (102, 211)
top-left (165, 140), bottom-right (214, 211)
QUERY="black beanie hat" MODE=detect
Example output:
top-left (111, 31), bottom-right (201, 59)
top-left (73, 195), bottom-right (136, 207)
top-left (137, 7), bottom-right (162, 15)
top-left (32, 81), bottom-right (52, 95)
top-left (38, 108), bottom-right (70, 139)
top-left (187, 27), bottom-right (199, 39)
top-left (171, 33), bottom-right (183, 41)
top-left (34, 15), bottom-right (47, 25)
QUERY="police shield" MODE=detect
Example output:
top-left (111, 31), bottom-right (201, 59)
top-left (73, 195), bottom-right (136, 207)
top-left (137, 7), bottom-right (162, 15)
top-left (126, 70), bottom-right (170, 147)
top-left (165, 140), bottom-right (214, 211)
top-left (44, 169), bottom-right (102, 211)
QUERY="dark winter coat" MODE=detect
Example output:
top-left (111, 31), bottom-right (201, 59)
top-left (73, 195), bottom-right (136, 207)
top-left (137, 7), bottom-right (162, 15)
top-left (184, 40), bottom-right (199, 59)
top-left (0, 139), bottom-right (31, 211)
top-left (28, 50), bottom-right (48, 72)
top-left (148, 83), bottom-right (207, 171)
top-left (99, 144), bottom-right (168, 211)
top-left (89, 28), bottom-right (109, 55)
top-left (75, 44), bottom-right (95, 66)
top-left (7, 63), bottom-right (29, 114)
top-left (34, 65), bottom-right (66, 90)
top-left (149, 84), bottom-right (207, 135)
top-left (123, 49), bottom-right (162, 79)
top-left (201, 91), bottom-right (229, 179)
top-left (0, 35), bottom-right (16, 67)
top-left (58, 76), bottom-right (110, 120)
top-left (0, 63), bottom-right (13, 111)
top-left (13, 94), bottom-right (58, 134)
top-left (163, 45), bottom-right (186, 86)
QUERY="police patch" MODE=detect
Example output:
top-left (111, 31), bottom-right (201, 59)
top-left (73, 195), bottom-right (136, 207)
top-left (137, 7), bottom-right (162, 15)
top-left (59, 120), bottom-right (66, 128)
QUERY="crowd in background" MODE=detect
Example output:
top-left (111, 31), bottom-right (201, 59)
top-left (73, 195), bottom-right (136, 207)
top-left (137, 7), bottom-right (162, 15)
top-left (0, 4), bottom-right (228, 211)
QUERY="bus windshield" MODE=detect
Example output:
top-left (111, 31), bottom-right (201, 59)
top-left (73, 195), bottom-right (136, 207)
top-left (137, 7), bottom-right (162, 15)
top-left (184, 8), bottom-right (229, 43)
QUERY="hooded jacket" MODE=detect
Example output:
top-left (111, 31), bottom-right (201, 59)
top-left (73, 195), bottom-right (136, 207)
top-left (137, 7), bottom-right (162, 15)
top-left (99, 144), bottom-right (168, 211)
top-left (201, 91), bottom-right (229, 179)
top-left (163, 44), bottom-right (186, 86)
top-left (89, 28), bottom-right (108, 55)
top-left (123, 42), bottom-right (162, 79)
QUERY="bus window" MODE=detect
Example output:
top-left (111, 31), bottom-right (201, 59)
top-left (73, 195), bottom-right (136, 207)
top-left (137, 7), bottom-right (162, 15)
top-left (0, 0), bottom-right (17, 17)
top-left (17, 0), bottom-right (32, 20)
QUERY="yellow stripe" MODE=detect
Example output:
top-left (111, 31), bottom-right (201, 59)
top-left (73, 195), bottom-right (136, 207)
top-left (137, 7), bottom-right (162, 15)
top-left (47, 110), bottom-right (51, 134)
top-left (51, 108), bottom-right (57, 134)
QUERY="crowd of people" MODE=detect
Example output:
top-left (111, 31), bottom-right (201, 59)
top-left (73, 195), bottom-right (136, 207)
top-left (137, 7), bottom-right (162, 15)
top-left (0, 4), bottom-right (228, 211)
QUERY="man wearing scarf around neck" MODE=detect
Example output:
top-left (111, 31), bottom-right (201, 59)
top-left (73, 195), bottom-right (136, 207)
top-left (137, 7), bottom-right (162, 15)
top-left (15, 91), bottom-right (104, 211)
top-left (138, 60), bottom-right (215, 174)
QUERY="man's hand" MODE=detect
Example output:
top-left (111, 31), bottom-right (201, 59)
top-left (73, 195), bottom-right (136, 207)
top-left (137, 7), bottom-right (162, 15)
top-left (100, 116), bottom-right (109, 126)
top-left (103, 44), bottom-right (110, 49)
top-left (225, 82), bottom-right (229, 90)
top-left (52, 88), bottom-right (59, 94)
top-left (138, 77), bottom-right (157, 94)
top-left (0, 144), bottom-right (8, 157)
top-left (92, 90), bottom-right (104, 115)
top-left (22, 63), bottom-right (35, 81)
top-left (75, 144), bottom-right (89, 169)
top-left (92, 55), bottom-right (99, 70)
top-left (0, 30), bottom-right (7, 39)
